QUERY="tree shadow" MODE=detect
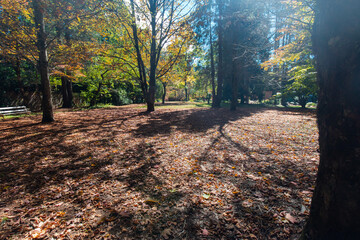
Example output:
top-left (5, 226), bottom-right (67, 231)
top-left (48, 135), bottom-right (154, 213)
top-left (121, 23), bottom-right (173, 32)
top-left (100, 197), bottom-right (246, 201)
top-left (133, 107), bottom-right (266, 137)
top-left (0, 105), bottom-right (317, 239)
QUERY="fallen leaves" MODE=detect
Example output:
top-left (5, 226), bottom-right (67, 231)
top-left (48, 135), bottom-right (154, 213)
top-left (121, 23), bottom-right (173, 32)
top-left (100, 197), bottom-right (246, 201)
top-left (285, 213), bottom-right (298, 224)
top-left (0, 105), bottom-right (319, 239)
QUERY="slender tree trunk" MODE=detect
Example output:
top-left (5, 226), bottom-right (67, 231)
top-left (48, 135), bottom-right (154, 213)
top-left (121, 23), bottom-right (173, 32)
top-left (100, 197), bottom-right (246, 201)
top-left (130, 0), bottom-right (149, 110)
top-left (230, 42), bottom-right (240, 111)
top-left (67, 80), bottom-right (73, 107)
top-left (301, 0), bottom-right (360, 239)
top-left (162, 82), bottom-right (167, 104)
top-left (61, 77), bottom-right (73, 108)
top-left (147, 1), bottom-right (157, 112)
top-left (210, 16), bottom-right (216, 107)
top-left (213, 0), bottom-right (224, 108)
top-left (61, 27), bottom-right (73, 108)
top-left (184, 79), bottom-right (188, 102)
top-left (33, 0), bottom-right (54, 123)
top-left (61, 76), bottom-right (69, 107)
top-left (230, 60), bottom-right (239, 111)
top-left (13, 56), bottom-right (25, 105)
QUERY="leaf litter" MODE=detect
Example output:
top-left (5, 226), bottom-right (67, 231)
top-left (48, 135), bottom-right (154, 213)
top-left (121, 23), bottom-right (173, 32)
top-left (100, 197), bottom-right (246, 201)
top-left (0, 105), bottom-right (318, 239)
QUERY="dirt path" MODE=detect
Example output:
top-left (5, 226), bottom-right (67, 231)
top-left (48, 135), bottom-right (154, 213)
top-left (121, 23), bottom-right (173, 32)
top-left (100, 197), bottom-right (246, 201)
top-left (0, 105), bottom-right (318, 239)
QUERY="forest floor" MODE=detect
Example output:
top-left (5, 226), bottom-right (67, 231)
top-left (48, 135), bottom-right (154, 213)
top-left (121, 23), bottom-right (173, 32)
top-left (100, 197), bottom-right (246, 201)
top-left (0, 104), bottom-right (319, 240)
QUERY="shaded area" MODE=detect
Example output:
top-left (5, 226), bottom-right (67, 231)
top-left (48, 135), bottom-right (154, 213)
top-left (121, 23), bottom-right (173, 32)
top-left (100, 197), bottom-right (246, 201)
top-left (0, 104), bottom-right (318, 239)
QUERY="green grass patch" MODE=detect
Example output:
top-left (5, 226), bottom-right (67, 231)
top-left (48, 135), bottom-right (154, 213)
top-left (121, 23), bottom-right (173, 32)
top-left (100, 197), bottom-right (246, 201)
top-left (137, 102), bottom-right (211, 110)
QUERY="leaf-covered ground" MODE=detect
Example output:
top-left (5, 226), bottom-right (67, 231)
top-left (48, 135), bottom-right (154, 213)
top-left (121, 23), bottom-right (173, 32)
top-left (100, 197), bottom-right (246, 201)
top-left (0, 104), bottom-right (319, 239)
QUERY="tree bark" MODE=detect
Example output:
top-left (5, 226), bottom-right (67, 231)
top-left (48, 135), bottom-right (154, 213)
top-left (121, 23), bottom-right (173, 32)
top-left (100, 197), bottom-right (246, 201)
top-left (209, 15), bottom-right (216, 107)
top-left (301, 0), bottom-right (360, 239)
top-left (130, 0), bottom-right (149, 109)
top-left (13, 56), bottom-right (25, 105)
top-left (213, 0), bottom-right (224, 108)
top-left (33, 0), bottom-right (54, 123)
top-left (230, 47), bottom-right (240, 111)
top-left (147, 0), bottom-right (157, 112)
top-left (61, 76), bottom-right (73, 108)
top-left (162, 82), bottom-right (167, 104)
top-left (230, 60), bottom-right (239, 111)
top-left (61, 27), bottom-right (73, 108)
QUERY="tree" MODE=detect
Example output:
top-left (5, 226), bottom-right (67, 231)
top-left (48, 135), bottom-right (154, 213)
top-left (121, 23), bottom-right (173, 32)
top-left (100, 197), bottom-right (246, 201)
top-left (262, 0), bottom-right (316, 107)
top-left (301, 0), bottom-right (360, 238)
top-left (221, 0), bottom-right (270, 110)
top-left (118, 0), bottom-right (194, 112)
top-left (1, 0), bottom-right (103, 122)
top-left (0, 0), bottom-right (38, 107)
top-left (32, 0), bottom-right (54, 122)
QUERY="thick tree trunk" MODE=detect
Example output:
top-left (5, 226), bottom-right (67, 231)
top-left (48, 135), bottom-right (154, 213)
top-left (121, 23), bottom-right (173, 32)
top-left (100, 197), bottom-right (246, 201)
top-left (301, 0), bottom-right (360, 239)
top-left (33, 0), bottom-right (54, 123)
top-left (146, 98), bottom-right (155, 112)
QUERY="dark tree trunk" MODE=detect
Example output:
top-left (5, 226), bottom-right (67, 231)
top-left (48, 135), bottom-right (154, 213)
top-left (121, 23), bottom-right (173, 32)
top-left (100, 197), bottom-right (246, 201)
top-left (33, 0), bottom-right (54, 123)
top-left (213, 0), bottom-right (224, 108)
top-left (230, 66), bottom-right (238, 111)
top-left (162, 82), bottom-right (167, 104)
top-left (147, 1), bottom-right (157, 112)
top-left (130, 0), bottom-right (149, 111)
top-left (184, 79), bottom-right (188, 102)
top-left (230, 55), bottom-right (240, 111)
top-left (61, 27), bottom-right (73, 109)
top-left (299, 96), bottom-right (307, 109)
top-left (146, 100), bottom-right (155, 112)
top-left (210, 19), bottom-right (216, 107)
top-left (61, 77), bottom-right (73, 108)
top-left (301, 0), bottom-right (360, 239)
top-left (13, 56), bottom-right (25, 105)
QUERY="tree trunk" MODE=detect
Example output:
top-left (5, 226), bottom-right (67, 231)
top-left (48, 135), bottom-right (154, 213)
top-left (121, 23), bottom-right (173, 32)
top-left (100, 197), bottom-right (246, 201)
top-left (301, 0), bottom-right (360, 239)
top-left (299, 96), bottom-right (307, 109)
top-left (230, 56), bottom-right (240, 111)
top-left (130, 0), bottom-right (149, 110)
top-left (162, 82), bottom-right (167, 104)
top-left (184, 77), bottom-right (188, 102)
top-left (33, 0), bottom-right (54, 123)
top-left (210, 18), bottom-right (216, 107)
top-left (213, 0), bottom-right (224, 108)
top-left (90, 82), bottom-right (102, 107)
top-left (147, 1), bottom-right (157, 112)
top-left (61, 77), bottom-right (73, 108)
top-left (61, 27), bottom-right (73, 109)
top-left (230, 67), bottom-right (238, 111)
top-left (14, 56), bottom-right (25, 105)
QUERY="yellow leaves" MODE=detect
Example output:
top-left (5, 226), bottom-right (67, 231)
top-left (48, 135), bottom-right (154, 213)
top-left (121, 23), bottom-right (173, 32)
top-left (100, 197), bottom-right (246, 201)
top-left (57, 211), bottom-right (66, 217)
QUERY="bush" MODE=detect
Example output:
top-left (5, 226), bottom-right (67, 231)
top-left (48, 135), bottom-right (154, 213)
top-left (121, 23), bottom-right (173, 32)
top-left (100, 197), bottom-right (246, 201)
top-left (110, 89), bottom-right (132, 106)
